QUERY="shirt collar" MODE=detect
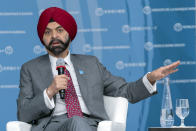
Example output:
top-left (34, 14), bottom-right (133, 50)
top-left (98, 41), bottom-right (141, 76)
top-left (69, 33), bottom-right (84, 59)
top-left (49, 52), bottom-right (72, 67)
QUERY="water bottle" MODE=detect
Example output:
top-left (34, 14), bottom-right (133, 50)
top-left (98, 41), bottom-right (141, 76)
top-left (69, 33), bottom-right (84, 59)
top-left (160, 77), bottom-right (174, 127)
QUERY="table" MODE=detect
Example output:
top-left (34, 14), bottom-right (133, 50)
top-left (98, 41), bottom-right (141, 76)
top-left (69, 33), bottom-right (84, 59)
top-left (149, 127), bottom-right (196, 131)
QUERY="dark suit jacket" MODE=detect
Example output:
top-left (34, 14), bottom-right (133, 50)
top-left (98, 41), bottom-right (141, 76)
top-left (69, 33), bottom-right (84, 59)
top-left (17, 54), bottom-right (154, 130)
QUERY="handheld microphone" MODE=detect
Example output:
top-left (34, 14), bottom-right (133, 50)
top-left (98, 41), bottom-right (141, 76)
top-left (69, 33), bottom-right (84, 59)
top-left (56, 58), bottom-right (66, 99)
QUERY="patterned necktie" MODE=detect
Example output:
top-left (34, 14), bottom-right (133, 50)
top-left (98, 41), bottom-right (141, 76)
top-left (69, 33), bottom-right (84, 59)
top-left (64, 66), bottom-right (83, 118)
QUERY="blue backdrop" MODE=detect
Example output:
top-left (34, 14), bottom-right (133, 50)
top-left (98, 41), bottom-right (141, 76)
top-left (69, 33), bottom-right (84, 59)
top-left (0, 0), bottom-right (196, 130)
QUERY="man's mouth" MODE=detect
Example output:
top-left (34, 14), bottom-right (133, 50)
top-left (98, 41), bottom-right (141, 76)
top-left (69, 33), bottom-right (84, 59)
top-left (52, 41), bottom-right (60, 46)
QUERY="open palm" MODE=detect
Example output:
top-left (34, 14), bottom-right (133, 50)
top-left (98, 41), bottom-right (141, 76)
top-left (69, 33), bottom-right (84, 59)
top-left (147, 61), bottom-right (180, 84)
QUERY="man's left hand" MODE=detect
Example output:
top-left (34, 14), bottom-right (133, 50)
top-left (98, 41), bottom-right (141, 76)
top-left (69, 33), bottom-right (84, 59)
top-left (147, 61), bottom-right (180, 85)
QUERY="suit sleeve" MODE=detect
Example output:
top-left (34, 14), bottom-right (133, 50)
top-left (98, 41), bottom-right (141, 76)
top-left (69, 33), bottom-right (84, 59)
top-left (95, 57), bottom-right (157, 103)
top-left (17, 64), bottom-right (52, 123)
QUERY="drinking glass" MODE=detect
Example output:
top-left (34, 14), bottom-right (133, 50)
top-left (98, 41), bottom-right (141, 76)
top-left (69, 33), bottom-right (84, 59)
top-left (176, 99), bottom-right (189, 127)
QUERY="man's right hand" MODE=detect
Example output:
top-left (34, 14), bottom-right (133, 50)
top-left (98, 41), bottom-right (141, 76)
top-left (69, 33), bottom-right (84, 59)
top-left (46, 74), bottom-right (69, 99)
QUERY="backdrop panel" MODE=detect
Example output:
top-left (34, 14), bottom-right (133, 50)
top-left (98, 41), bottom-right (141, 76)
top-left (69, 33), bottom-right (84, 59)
top-left (0, 0), bottom-right (196, 130)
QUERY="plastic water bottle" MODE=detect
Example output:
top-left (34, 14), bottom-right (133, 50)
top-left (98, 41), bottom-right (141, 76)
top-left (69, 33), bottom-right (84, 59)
top-left (160, 77), bottom-right (174, 127)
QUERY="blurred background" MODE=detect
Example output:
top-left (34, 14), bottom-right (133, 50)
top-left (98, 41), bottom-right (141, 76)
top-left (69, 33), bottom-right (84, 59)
top-left (0, 0), bottom-right (196, 130)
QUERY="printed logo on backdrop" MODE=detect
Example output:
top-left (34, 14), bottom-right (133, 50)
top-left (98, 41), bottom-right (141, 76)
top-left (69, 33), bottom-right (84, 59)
top-left (83, 44), bottom-right (130, 53)
top-left (0, 12), bottom-right (33, 16)
top-left (143, 6), bottom-right (152, 15)
top-left (33, 45), bottom-right (46, 55)
top-left (115, 61), bottom-right (146, 70)
top-left (164, 59), bottom-right (196, 66)
top-left (78, 28), bottom-right (108, 33)
top-left (122, 25), bottom-right (157, 33)
top-left (95, 8), bottom-right (125, 16)
top-left (143, 6), bottom-right (196, 15)
top-left (39, 9), bottom-right (79, 16)
top-left (144, 42), bottom-right (185, 51)
top-left (0, 46), bottom-right (14, 55)
top-left (163, 59), bottom-right (173, 66)
top-left (144, 42), bottom-right (153, 51)
top-left (0, 30), bottom-right (26, 34)
top-left (173, 23), bottom-right (196, 32)
top-left (0, 85), bottom-right (18, 88)
top-left (0, 64), bottom-right (20, 72)
top-left (158, 78), bottom-right (196, 84)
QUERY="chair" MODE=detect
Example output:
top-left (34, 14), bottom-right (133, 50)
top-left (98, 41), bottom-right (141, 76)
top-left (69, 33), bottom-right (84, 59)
top-left (6, 96), bottom-right (128, 131)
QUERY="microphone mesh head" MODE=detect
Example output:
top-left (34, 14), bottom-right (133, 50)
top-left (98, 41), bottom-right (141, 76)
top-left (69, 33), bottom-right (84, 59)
top-left (56, 58), bottom-right (65, 66)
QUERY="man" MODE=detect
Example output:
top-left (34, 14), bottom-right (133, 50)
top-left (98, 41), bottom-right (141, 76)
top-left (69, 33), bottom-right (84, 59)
top-left (17, 7), bottom-right (180, 131)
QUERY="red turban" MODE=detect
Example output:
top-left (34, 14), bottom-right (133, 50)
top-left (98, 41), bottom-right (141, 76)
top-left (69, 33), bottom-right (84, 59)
top-left (37, 7), bottom-right (77, 44)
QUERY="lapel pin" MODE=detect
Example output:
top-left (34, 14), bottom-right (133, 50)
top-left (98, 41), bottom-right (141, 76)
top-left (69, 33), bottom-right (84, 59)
top-left (79, 70), bottom-right (84, 75)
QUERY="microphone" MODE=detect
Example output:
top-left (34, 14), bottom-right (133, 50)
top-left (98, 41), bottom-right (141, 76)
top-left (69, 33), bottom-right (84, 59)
top-left (56, 58), bottom-right (66, 99)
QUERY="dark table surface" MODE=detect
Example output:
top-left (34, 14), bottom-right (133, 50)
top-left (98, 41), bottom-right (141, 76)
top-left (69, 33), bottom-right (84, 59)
top-left (149, 127), bottom-right (196, 131)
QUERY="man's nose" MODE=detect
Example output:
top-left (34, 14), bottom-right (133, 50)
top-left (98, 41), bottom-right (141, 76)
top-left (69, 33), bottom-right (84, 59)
top-left (51, 31), bottom-right (58, 39)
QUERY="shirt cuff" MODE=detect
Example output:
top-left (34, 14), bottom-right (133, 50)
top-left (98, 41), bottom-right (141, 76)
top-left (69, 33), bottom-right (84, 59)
top-left (142, 72), bottom-right (157, 94)
top-left (43, 89), bottom-right (55, 109)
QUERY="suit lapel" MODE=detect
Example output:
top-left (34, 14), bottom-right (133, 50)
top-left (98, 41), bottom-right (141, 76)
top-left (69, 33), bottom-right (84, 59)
top-left (37, 54), bottom-right (53, 91)
top-left (70, 55), bottom-right (90, 105)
